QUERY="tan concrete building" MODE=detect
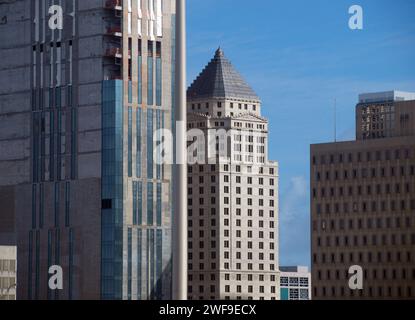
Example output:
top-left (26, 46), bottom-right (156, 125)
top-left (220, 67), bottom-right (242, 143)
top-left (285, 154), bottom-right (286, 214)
top-left (186, 48), bottom-right (280, 300)
top-left (0, 246), bottom-right (17, 300)
top-left (311, 91), bottom-right (415, 299)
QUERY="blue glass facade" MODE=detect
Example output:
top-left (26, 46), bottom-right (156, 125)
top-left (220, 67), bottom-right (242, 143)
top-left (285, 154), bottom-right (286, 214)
top-left (128, 107), bottom-right (132, 177)
top-left (127, 228), bottom-right (132, 300)
top-left (148, 56), bottom-right (154, 106)
top-left (147, 182), bottom-right (154, 225)
top-left (147, 109), bottom-right (154, 179)
top-left (138, 181), bottom-right (143, 226)
top-left (156, 57), bottom-right (162, 106)
top-left (137, 230), bottom-right (142, 300)
top-left (138, 56), bottom-right (142, 104)
top-left (156, 110), bottom-right (161, 179)
top-left (101, 80), bottom-right (124, 299)
top-left (97, 18), bottom-right (173, 300)
top-left (136, 108), bottom-right (142, 178)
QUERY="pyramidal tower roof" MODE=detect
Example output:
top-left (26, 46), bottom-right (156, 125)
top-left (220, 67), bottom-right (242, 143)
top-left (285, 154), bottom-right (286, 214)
top-left (187, 48), bottom-right (260, 102)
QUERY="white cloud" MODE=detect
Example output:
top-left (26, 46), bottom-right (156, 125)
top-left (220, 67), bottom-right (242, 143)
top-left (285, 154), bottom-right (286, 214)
top-left (281, 176), bottom-right (308, 223)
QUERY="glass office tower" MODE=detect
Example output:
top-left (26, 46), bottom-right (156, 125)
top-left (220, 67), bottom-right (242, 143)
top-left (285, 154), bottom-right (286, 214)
top-left (0, 0), bottom-right (175, 300)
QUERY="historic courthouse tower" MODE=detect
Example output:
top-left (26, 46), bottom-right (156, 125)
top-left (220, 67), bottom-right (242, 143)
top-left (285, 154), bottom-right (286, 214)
top-left (186, 48), bottom-right (280, 300)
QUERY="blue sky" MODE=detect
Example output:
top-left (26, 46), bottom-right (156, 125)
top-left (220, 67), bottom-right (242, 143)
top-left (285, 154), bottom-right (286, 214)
top-left (186, 0), bottom-right (415, 267)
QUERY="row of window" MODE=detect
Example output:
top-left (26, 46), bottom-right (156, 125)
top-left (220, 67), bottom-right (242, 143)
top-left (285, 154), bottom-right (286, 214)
top-left (188, 197), bottom-right (275, 207)
top-left (312, 148), bottom-right (413, 165)
top-left (315, 199), bottom-right (415, 215)
top-left (190, 102), bottom-right (258, 111)
top-left (313, 183), bottom-right (413, 198)
top-left (315, 233), bottom-right (415, 247)
top-left (188, 273), bottom-right (277, 282)
top-left (0, 260), bottom-right (16, 273)
top-left (315, 268), bottom-right (415, 282)
top-left (314, 285), bottom-right (413, 298)
top-left (222, 263), bottom-right (276, 271)
top-left (314, 165), bottom-right (415, 181)
top-left (32, 95), bottom-right (77, 183)
top-left (188, 176), bottom-right (274, 185)
top-left (0, 277), bottom-right (15, 288)
top-left (32, 86), bottom-right (73, 111)
top-left (188, 186), bottom-right (275, 197)
top-left (280, 277), bottom-right (309, 287)
top-left (31, 182), bottom-right (71, 230)
top-left (188, 241), bottom-right (275, 251)
top-left (314, 216), bottom-right (413, 232)
top-left (285, 288), bottom-right (309, 300)
top-left (188, 165), bottom-right (275, 175)
top-left (188, 284), bottom-right (276, 294)
top-left (188, 229), bottom-right (276, 241)
top-left (188, 251), bottom-right (275, 262)
top-left (188, 218), bottom-right (275, 228)
top-left (222, 229), bottom-right (276, 239)
top-left (233, 144), bottom-right (266, 154)
top-left (313, 250), bottom-right (413, 264)
top-left (188, 208), bottom-right (275, 218)
top-left (188, 296), bottom-right (277, 300)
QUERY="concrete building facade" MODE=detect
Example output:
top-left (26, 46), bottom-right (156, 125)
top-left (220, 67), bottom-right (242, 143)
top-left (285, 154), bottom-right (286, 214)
top-left (0, 0), bottom-right (175, 300)
top-left (311, 91), bottom-right (415, 299)
top-left (186, 49), bottom-right (280, 300)
top-left (279, 266), bottom-right (311, 300)
top-left (0, 246), bottom-right (17, 300)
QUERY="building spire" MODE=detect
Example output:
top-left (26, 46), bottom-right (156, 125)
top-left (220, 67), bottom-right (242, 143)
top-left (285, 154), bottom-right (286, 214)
top-left (215, 46), bottom-right (224, 58)
top-left (188, 47), bottom-right (260, 101)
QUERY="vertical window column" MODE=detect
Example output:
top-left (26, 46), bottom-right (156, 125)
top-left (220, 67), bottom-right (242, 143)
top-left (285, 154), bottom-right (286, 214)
top-left (65, 181), bottom-right (70, 227)
top-left (156, 183), bottom-right (162, 226)
top-left (138, 182), bottom-right (143, 225)
top-left (156, 229), bottom-right (162, 298)
top-left (147, 109), bottom-right (154, 179)
top-left (155, 41), bottom-right (162, 106)
top-left (68, 228), bottom-right (74, 300)
top-left (47, 230), bottom-right (52, 300)
top-left (28, 231), bottom-right (33, 300)
top-left (35, 231), bottom-right (40, 299)
top-left (54, 182), bottom-right (60, 227)
top-left (138, 40), bottom-right (142, 104)
top-left (54, 229), bottom-right (60, 300)
top-left (136, 107), bottom-right (142, 178)
top-left (133, 181), bottom-right (138, 225)
top-left (147, 182), bottom-right (154, 225)
top-left (137, 229), bottom-right (142, 300)
top-left (128, 107), bottom-right (132, 177)
top-left (156, 109), bottom-right (161, 179)
top-left (147, 41), bottom-right (154, 106)
top-left (127, 228), bottom-right (132, 300)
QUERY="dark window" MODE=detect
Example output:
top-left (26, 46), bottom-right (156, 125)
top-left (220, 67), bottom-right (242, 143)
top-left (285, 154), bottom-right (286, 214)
top-left (102, 199), bottom-right (112, 209)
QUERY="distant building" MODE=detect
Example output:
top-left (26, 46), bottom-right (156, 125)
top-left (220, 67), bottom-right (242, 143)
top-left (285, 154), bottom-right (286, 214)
top-left (311, 91), bottom-right (415, 299)
top-left (0, 246), bottom-right (17, 300)
top-left (279, 266), bottom-right (311, 300)
top-left (186, 48), bottom-right (280, 300)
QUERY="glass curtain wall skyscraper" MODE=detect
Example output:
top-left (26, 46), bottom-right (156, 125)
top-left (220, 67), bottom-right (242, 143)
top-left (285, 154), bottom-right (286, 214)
top-left (0, 0), bottom-right (175, 300)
